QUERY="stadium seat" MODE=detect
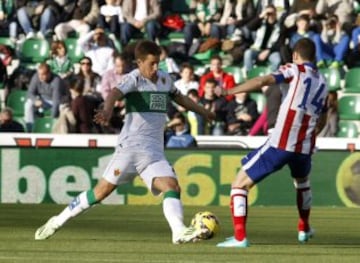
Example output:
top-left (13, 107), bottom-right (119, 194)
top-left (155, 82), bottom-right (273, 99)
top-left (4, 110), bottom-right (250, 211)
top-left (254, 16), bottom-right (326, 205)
top-left (32, 117), bottom-right (56, 133)
top-left (338, 95), bottom-right (360, 120)
top-left (337, 120), bottom-right (360, 138)
top-left (224, 66), bottom-right (245, 84)
top-left (247, 66), bottom-right (271, 80)
top-left (13, 116), bottom-right (27, 131)
top-left (5, 90), bottom-right (27, 116)
top-left (64, 38), bottom-right (84, 63)
top-left (19, 38), bottom-right (50, 66)
top-left (249, 92), bottom-right (266, 113)
top-left (344, 68), bottom-right (360, 93)
top-left (319, 68), bottom-right (341, 91)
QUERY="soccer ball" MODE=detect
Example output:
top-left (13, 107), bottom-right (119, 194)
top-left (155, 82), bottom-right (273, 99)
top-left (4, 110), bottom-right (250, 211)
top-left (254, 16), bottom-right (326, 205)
top-left (190, 211), bottom-right (220, 239)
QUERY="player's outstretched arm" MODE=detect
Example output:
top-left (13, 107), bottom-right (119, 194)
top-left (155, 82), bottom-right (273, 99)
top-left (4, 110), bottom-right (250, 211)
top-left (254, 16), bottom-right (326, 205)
top-left (94, 88), bottom-right (124, 126)
top-left (222, 74), bottom-right (277, 96)
top-left (173, 93), bottom-right (216, 122)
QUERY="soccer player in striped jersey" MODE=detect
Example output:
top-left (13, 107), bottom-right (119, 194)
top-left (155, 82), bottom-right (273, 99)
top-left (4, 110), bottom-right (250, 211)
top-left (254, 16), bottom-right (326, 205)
top-left (35, 40), bottom-right (215, 244)
top-left (217, 38), bottom-right (328, 248)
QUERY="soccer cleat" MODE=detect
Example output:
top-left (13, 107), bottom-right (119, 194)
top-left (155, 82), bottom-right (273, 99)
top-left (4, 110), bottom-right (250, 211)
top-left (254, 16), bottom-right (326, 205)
top-left (298, 228), bottom-right (315, 243)
top-left (173, 226), bottom-right (208, 244)
top-left (34, 216), bottom-right (61, 240)
top-left (216, 237), bottom-right (249, 248)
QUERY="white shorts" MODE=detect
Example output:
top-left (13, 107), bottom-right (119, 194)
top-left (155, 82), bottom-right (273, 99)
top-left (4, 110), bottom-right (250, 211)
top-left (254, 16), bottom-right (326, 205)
top-left (102, 147), bottom-right (177, 195)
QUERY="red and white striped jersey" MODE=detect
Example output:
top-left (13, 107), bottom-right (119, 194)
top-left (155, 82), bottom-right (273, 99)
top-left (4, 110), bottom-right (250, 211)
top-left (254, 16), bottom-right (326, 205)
top-left (269, 63), bottom-right (328, 154)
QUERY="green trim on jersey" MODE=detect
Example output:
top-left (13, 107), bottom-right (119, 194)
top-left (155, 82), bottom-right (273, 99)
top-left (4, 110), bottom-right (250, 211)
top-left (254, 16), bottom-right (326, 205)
top-left (164, 190), bottom-right (181, 200)
top-left (125, 91), bottom-right (170, 113)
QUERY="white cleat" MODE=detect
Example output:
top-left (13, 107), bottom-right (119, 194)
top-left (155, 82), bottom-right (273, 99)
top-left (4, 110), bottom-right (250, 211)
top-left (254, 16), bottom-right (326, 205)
top-left (172, 226), bottom-right (209, 244)
top-left (298, 228), bottom-right (315, 243)
top-left (35, 216), bottom-right (60, 240)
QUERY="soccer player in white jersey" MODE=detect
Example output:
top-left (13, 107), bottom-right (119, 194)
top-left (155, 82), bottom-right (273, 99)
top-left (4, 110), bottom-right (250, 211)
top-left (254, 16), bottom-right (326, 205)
top-left (216, 38), bottom-right (328, 248)
top-left (35, 40), bottom-right (216, 244)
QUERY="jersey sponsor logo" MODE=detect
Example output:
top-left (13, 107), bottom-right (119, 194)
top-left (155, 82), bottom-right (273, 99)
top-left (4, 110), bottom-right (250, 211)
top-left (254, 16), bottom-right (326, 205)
top-left (150, 93), bottom-right (167, 111)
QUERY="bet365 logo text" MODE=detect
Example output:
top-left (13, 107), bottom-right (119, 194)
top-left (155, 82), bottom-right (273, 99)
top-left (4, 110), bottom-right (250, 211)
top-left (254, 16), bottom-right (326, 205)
top-left (0, 149), bottom-right (258, 205)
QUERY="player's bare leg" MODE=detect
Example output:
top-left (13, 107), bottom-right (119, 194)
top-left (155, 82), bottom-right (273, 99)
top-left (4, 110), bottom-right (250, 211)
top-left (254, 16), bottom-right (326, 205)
top-left (217, 169), bottom-right (254, 248)
top-left (35, 179), bottom-right (116, 240)
top-left (294, 177), bottom-right (314, 243)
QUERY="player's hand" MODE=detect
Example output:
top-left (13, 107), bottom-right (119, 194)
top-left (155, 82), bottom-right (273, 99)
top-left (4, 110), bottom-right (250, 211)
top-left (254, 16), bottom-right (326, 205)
top-left (94, 109), bottom-right (112, 126)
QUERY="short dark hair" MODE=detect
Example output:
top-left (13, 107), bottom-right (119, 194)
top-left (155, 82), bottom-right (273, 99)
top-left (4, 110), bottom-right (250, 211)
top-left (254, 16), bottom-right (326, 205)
top-left (134, 40), bottom-right (162, 61)
top-left (180, 62), bottom-right (194, 73)
top-left (205, 78), bottom-right (218, 86)
top-left (68, 76), bottom-right (85, 94)
top-left (293, 38), bottom-right (316, 62)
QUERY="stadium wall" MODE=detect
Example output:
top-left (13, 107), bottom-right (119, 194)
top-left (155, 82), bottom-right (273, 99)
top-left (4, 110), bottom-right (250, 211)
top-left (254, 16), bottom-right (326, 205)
top-left (0, 133), bottom-right (359, 207)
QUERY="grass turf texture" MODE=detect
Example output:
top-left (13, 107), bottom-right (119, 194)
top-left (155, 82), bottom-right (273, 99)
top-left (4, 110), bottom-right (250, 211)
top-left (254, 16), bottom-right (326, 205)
top-left (0, 205), bottom-right (359, 263)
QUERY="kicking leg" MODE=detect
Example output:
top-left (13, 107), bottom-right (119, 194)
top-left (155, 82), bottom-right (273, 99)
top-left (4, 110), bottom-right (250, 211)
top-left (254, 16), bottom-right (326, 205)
top-left (35, 179), bottom-right (116, 240)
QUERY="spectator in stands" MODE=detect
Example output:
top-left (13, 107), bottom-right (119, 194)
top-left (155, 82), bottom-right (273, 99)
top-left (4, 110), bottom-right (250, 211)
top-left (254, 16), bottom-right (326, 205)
top-left (313, 15), bottom-right (350, 69)
top-left (54, 0), bottom-right (99, 40)
top-left (0, 107), bottom-right (25, 132)
top-left (15, 0), bottom-right (61, 39)
top-left (165, 112), bottom-right (197, 148)
top-left (283, 0), bottom-right (318, 31)
top-left (24, 63), bottom-right (66, 132)
top-left (46, 40), bottom-right (73, 79)
top-left (186, 89), bottom-right (205, 135)
top-left (183, 0), bottom-right (222, 55)
top-left (159, 45), bottom-right (180, 80)
top-left (199, 55), bottom-right (235, 101)
top-left (243, 4), bottom-right (282, 73)
top-left (174, 63), bottom-right (199, 96)
top-left (98, 0), bottom-right (124, 40)
top-left (121, 0), bottom-right (162, 46)
top-left (281, 14), bottom-right (316, 63)
top-left (68, 77), bottom-right (94, 133)
top-left (100, 53), bottom-right (128, 101)
top-left (78, 27), bottom-right (115, 75)
top-left (318, 91), bottom-right (339, 137)
top-left (0, 0), bottom-right (17, 41)
top-left (225, 91), bottom-right (259, 135)
top-left (210, 0), bottom-right (255, 41)
top-left (346, 26), bottom-right (360, 68)
top-left (315, 0), bottom-right (354, 34)
top-left (200, 78), bottom-right (227, 135)
top-left (76, 56), bottom-right (103, 131)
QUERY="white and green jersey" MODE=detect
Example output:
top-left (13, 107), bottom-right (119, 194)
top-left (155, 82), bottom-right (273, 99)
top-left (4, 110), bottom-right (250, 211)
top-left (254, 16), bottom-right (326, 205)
top-left (115, 69), bottom-right (179, 152)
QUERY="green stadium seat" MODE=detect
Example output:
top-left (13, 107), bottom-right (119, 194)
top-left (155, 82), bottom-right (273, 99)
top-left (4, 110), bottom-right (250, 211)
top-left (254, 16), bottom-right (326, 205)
top-left (6, 90), bottom-right (27, 116)
top-left (319, 68), bottom-right (341, 91)
top-left (64, 38), bottom-right (84, 63)
top-left (344, 68), bottom-right (360, 93)
top-left (247, 66), bottom-right (271, 80)
top-left (337, 120), bottom-right (359, 138)
top-left (33, 117), bottom-right (56, 133)
top-left (249, 92), bottom-right (266, 113)
top-left (224, 66), bottom-right (245, 84)
top-left (19, 38), bottom-right (50, 64)
top-left (338, 95), bottom-right (360, 120)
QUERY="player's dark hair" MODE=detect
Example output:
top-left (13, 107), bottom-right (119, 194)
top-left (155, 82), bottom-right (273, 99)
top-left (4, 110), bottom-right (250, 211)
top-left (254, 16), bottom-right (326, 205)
top-left (134, 40), bottom-right (162, 61)
top-left (293, 38), bottom-right (316, 62)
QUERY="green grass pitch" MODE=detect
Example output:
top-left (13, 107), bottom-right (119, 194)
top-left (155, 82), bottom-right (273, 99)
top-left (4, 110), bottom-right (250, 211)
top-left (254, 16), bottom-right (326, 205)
top-left (0, 204), bottom-right (359, 263)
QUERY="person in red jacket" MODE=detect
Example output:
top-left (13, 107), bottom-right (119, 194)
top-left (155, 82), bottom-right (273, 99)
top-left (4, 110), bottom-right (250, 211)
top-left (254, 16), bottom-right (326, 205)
top-left (199, 55), bottom-right (235, 101)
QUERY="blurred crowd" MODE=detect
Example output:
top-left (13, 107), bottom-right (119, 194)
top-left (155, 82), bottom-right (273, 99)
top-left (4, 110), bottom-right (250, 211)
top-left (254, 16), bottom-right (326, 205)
top-left (1, 0), bottom-right (360, 144)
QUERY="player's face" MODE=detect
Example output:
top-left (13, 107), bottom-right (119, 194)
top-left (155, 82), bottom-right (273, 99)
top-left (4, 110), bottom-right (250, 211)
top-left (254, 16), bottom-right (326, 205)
top-left (137, 54), bottom-right (160, 81)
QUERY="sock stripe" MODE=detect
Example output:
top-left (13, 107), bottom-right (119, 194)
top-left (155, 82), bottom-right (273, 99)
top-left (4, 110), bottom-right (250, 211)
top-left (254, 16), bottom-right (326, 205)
top-left (86, 190), bottom-right (98, 205)
top-left (164, 190), bottom-right (180, 199)
top-left (231, 188), bottom-right (248, 196)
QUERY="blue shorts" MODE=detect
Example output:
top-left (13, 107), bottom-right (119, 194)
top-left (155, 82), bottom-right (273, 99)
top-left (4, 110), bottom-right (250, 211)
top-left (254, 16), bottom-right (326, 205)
top-left (241, 142), bottom-right (312, 183)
